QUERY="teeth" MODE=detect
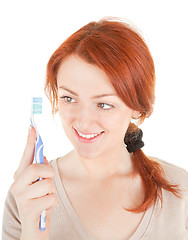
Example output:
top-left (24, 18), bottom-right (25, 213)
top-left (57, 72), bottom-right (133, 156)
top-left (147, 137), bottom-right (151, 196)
top-left (76, 129), bottom-right (102, 139)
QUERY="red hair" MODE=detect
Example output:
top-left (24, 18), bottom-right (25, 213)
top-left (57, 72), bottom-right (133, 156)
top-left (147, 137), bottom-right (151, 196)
top-left (45, 18), bottom-right (181, 213)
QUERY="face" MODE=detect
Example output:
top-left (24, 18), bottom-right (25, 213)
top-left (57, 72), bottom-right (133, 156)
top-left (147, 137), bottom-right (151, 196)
top-left (56, 54), bottom-right (137, 159)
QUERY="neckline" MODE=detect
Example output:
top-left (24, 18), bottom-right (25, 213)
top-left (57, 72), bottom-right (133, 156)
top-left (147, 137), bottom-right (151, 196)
top-left (52, 158), bottom-right (155, 240)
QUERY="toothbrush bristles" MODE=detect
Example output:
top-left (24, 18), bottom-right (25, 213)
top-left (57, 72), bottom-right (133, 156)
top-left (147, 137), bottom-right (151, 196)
top-left (32, 97), bottom-right (42, 114)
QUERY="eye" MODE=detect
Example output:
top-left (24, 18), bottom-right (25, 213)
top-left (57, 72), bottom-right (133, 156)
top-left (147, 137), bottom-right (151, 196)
top-left (60, 96), bottom-right (76, 103)
top-left (98, 103), bottom-right (114, 110)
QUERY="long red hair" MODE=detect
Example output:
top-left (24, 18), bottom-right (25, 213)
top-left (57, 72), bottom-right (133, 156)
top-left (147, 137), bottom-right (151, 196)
top-left (45, 18), bottom-right (181, 213)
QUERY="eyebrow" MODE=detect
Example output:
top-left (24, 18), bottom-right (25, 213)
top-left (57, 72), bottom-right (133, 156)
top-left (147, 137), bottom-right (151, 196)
top-left (58, 86), bottom-right (118, 99)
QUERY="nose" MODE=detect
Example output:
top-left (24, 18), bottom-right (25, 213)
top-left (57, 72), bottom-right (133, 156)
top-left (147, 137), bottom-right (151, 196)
top-left (75, 105), bottom-right (96, 131)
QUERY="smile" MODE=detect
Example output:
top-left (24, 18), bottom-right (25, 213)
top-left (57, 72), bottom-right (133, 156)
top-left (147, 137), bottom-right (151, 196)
top-left (74, 128), bottom-right (104, 143)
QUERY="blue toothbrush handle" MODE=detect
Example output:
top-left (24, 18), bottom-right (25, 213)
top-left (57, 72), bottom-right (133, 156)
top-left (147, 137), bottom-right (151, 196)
top-left (38, 177), bottom-right (46, 231)
top-left (30, 118), bottom-right (46, 231)
top-left (40, 209), bottom-right (46, 231)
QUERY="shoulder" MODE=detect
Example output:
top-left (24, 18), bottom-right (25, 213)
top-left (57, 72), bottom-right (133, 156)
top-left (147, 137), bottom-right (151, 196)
top-left (150, 156), bottom-right (188, 193)
top-left (144, 157), bottom-right (188, 237)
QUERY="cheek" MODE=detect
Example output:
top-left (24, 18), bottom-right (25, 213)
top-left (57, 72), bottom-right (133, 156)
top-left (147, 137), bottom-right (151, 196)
top-left (105, 111), bottom-right (131, 129)
top-left (58, 105), bottom-right (74, 125)
top-left (105, 111), bottom-right (132, 141)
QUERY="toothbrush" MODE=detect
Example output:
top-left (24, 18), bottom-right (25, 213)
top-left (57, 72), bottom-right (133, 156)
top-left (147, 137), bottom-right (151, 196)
top-left (30, 97), bottom-right (46, 231)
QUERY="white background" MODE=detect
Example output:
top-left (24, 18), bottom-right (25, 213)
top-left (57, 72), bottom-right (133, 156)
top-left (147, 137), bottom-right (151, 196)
top-left (0, 0), bottom-right (188, 232)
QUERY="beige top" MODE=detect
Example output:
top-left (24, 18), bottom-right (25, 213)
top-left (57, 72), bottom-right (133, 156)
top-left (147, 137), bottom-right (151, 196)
top-left (2, 157), bottom-right (188, 240)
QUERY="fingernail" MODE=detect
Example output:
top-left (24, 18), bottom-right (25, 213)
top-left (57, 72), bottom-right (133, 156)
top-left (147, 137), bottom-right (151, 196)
top-left (28, 125), bottom-right (32, 133)
top-left (44, 156), bottom-right (49, 164)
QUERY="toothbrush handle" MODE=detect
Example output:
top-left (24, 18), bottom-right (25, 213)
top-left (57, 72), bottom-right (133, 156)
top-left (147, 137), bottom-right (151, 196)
top-left (30, 118), bottom-right (46, 231)
top-left (39, 177), bottom-right (46, 231)
top-left (40, 209), bottom-right (46, 231)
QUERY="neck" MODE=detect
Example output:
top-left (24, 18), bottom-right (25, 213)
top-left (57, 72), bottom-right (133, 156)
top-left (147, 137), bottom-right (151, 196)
top-left (71, 144), bottom-right (134, 182)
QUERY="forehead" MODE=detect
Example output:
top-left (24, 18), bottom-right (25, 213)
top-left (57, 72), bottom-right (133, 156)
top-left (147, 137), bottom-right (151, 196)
top-left (56, 54), bottom-right (116, 93)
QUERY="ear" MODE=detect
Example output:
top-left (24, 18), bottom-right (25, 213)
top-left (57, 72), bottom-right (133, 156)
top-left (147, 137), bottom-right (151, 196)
top-left (132, 110), bottom-right (141, 119)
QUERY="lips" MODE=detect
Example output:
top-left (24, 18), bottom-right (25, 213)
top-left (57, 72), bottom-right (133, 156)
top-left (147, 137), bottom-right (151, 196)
top-left (73, 128), bottom-right (104, 143)
top-left (74, 128), bottom-right (104, 137)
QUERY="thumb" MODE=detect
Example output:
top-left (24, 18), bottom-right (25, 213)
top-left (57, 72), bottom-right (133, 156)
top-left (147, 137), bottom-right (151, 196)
top-left (14, 126), bottom-right (36, 180)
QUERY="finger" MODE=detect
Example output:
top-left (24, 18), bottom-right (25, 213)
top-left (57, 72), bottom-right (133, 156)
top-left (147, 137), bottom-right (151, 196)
top-left (26, 178), bottom-right (56, 199)
top-left (18, 163), bottom-right (56, 187)
top-left (14, 126), bottom-right (36, 179)
top-left (28, 193), bottom-right (58, 218)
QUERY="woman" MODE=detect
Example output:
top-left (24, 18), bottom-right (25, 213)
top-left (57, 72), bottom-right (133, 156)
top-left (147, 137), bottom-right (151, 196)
top-left (2, 17), bottom-right (188, 240)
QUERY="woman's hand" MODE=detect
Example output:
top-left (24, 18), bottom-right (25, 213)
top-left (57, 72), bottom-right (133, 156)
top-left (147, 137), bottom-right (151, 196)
top-left (10, 126), bottom-right (58, 240)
